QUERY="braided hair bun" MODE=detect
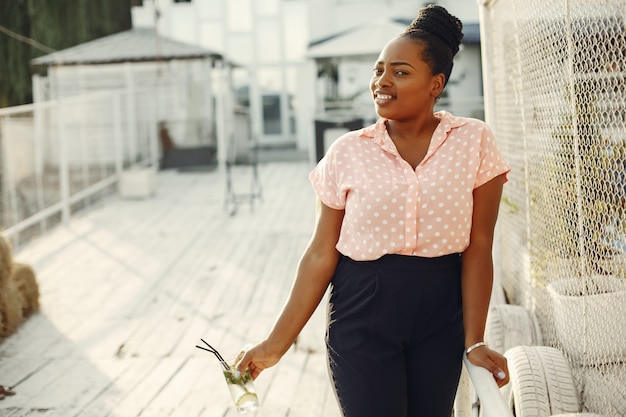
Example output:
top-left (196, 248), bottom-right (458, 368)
top-left (405, 4), bottom-right (463, 56)
top-left (400, 4), bottom-right (463, 88)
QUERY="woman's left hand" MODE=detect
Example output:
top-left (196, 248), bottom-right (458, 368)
top-left (466, 345), bottom-right (509, 388)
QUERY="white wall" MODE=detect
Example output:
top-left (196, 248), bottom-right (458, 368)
top-left (308, 0), bottom-right (417, 40)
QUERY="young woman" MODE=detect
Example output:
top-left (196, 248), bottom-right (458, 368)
top-left (237, 5), bottom-right (510, 416)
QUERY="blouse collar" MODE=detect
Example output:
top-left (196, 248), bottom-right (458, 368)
top-left (359, 111), bottom-right (469, 158)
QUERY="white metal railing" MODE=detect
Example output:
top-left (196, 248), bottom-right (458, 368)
top-left (0, 90), bottom-right (159, 247)
top-left (462, 353), bottom-right (514, 417)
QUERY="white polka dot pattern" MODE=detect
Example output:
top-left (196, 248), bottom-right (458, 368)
top-left (309, 111), bottom-right (511, 260)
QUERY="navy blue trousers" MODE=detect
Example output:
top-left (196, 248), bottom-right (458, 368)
top-left (326, 254), bottom-right (465, 417)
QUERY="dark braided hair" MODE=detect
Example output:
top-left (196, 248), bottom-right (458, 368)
top-left (401, 4), bottom-right (463, 87)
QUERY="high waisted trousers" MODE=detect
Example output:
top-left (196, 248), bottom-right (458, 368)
top-left (326, 254), bottom-right (465, 417)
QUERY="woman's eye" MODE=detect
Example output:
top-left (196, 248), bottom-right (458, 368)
top-left (395, 70), bottom-right (408, 76)
top-left (373, 68), bottom-right (383, 75)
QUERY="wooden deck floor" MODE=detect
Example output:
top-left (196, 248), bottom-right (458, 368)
top-left (1, 161), bottom-right (342, 417)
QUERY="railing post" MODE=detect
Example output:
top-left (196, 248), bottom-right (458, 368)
top-left (33, 101), bottom-right (46, 234)
top-left (2, 117), bottom-right (19, 244)
top-left (113, 93), bottom-right (124, 177)
top-left (149, 106), bottom-right (159, 169)
top-left (58, 101), bottom-right (70, 223)
top-left (125, 62), bottom-right (138, 164)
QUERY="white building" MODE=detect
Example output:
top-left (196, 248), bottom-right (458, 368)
top-left (131, 0), bottom-right (483, 160)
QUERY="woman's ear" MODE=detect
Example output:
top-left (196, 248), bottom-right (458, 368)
top-left (431, 73), bottom-right (445, 97)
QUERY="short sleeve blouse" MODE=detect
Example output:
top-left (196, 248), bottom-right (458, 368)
top-left (309, 111), bottom-right (511, 260)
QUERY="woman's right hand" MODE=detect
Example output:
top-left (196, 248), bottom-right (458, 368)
top-left (466, 345), bottom-right (510, 388)
top-left (235, 341), bottom-right (283, 380)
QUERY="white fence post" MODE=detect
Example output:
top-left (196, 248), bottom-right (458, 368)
top-left (125, 62), bottom-right (138, 163)
top-left (113, 93), bottom-right (124, 176)
top-left (57, 101), bottom-right (70, 223)
top-left (2, 119), bottom-right (19, 241)
top-left (149, 106), bottom-right (159, 168)
top-left (34, 101), bottom-right (45, 233)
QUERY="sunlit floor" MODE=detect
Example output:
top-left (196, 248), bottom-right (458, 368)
top-left (0, 160), bottom-right (341, 417)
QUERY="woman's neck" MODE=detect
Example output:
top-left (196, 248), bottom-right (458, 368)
top-left (386, 113), bottom-right (440, 143)
top-left (385, 113), bottom-right (441, 170)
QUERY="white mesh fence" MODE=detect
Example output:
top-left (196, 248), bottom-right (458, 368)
top-left (0, 89), bottom-right (159, 248)
top-left (481, 0), bottom-right (626, 415)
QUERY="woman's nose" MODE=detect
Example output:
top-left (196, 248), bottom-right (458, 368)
top-left (376, 72), bottom-right (390, 87)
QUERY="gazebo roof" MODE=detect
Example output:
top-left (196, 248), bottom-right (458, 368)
top-left (31, 28), bottom-right (223, 67)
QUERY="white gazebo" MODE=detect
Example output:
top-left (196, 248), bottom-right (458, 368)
top-left (30, 28), bottom-right (232, 169)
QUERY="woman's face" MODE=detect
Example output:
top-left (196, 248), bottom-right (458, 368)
top-left (370, 36), bottom-right (443, 121)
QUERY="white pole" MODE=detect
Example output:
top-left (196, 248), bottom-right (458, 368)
top-left (113, 93), bottom-right (124, 177)
top-left (58, 101), bottom-right (70, 223)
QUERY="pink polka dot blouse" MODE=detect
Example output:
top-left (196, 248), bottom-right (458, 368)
top-left (309, 111), bottom-right (511, 260)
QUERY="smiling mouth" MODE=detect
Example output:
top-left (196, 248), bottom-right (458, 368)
top-left (374, 93), bottom-right (395, 105)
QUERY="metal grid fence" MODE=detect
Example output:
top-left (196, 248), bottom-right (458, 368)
top-left (481, 0), bottom-right (626, 415)
top-left (0, 89), bottom-right (159, 248)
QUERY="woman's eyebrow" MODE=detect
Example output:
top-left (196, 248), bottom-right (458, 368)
top-left (375, 60), bottom-right (416, 69)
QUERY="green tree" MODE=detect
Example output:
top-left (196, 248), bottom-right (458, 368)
top-left (0, 0), bottom-right (132, 107)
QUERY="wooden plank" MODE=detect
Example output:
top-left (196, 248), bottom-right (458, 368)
top-left (167, 358), bottom-right (229, 417)
top-left (255, 349), bottom-right (308, 415)
top-left (176, 322), bottom-right (236, 417)
top-left (141, 357), bottom-right (226, 416)
top-left (5, 409), bottom-right (60, 417)
top-left (0, 357), bottom-right (126, 413)
top-left (77, 358), bottom-right (160, 417)
top-left (0, 313), bottom-right (86, 360)
top-left (103, 357), bottom-right (186, 416)
top-left (0, 357), bottom-right (50, 390)
top-left (287, 352), bottom-right (330, 416)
